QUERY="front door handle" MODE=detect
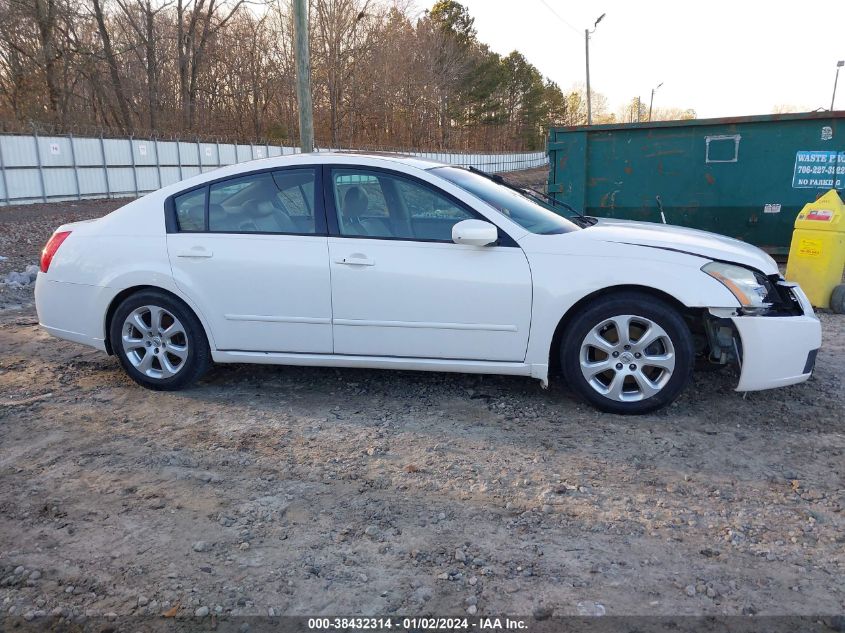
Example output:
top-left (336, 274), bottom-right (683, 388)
top-left (335, 255), bottom-right (374, 266)
top-left (176, 247), bottom-right (213, 258)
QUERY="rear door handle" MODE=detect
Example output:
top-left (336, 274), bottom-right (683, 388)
top-left (176, 247), bottom-right (213, 258)
top-left (335, 255), bottom-right (374, 266)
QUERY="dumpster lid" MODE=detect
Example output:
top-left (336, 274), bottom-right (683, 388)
top-left (552, 110), bottom-right (845, 133)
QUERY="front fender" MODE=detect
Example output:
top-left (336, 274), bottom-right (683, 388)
top-left (523, 244), bottom-right (739, 368)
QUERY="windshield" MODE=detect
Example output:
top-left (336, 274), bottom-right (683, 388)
top-left (430, 166), bottom-right (580, 235)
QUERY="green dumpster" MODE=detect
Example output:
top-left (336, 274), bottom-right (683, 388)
top-left (547, 111), bottom-right (845, 255)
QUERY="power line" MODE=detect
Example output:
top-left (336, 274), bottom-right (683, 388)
top-left (536, 0), bottom-right (581, 35)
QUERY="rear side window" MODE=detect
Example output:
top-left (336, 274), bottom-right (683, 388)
top-left (174, 188), bottom-right (206, 231)
top-left (273, 170), bottom-right (317, 226)
top-left (208, 169), bottom-right (318, 234)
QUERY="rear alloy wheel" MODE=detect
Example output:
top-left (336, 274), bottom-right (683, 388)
top-left (121, 305), bottom-right (189, 379)
top-left (110, 290), bottom-right (210, 390)
top-left (561, 293), bottom-right (693, 414)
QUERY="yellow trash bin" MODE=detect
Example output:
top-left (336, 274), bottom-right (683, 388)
top-left (785, 189), bottom-right (845, 310)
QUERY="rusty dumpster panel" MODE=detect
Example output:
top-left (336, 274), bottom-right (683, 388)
top-left (547, 111), bottom-right (845, 255)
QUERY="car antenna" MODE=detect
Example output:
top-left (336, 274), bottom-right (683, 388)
top-left (656, 195), bottom-right (667, 224)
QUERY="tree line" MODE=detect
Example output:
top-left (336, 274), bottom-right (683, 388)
top-left (0, 0), bottom-right (695, 151)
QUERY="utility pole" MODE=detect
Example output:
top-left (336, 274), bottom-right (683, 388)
top-left (584, 13), bottom-right (605, 125)
top-left (293, 0), bottom-right (314, 153)
top-left (833, 61), bottom-right (844, 111)
top-left (648, 82), bottom-right (663, 121)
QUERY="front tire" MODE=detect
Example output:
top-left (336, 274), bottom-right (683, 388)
top-left (560, 292), bottom-right (694, 414)
top-left (831, 284), bottom-right (845, 315)
top-left (110, 289), bottom-right (210, 390)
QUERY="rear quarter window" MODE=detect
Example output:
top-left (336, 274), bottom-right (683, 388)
top-left (174, 188), bottom-right (206, 231)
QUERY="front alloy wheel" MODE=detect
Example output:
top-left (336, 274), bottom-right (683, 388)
top-left (561, 292), bottom-right (693, 414)
top-left (579, 315), bottom-right (676, 402)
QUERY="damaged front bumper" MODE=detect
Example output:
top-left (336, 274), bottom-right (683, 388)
top-left (706, 282), bottom-right (822, 392)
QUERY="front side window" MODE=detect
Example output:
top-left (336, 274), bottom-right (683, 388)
top-left (332, 168), bottom-right (474, 241)
top-left (208, 168), bottom-right (317, 234)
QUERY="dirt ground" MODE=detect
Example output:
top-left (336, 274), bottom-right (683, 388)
top-left (1, 171), bottom-right (844, 623)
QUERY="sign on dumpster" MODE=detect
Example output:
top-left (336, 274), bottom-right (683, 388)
top-left (792, 150), bottom-right (845, 188)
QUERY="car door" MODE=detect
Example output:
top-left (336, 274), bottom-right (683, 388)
top-left (326, 166), bottom-right (533, 362)
top-left (166, 166), bottom-right (332, 353)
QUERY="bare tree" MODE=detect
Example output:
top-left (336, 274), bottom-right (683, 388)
top-left (175, 0), bottom-right (246, 130)
top-left (91, 0), bottom-right (133, 129)
top-left (0, 0), bottom-right (40, 118)
top-left (311, 0), bottom-right (375, 146)
top-left (114, 0), bottom-right (172, 129)
top-left (32, 0), bottom-right (62, 115)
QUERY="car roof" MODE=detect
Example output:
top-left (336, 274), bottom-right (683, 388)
top-left (140, 151), bottom-right (455, 204)
top-left (275, 150), bottom-right (448, 170)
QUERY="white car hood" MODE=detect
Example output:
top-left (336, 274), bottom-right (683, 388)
top-left (585, 218), bottom-right (779, 275)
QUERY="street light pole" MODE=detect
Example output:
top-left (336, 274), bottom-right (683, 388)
top-left (585, 13), bottom-right (605, 125)
top-left (832, 61), bottom-right (844, 111)
top-left (648, 82), bottom-right (663, 122)
top-left (585, 29), bottom-right (591, 125)
top-left (293, 0), bottom-right (314, 153)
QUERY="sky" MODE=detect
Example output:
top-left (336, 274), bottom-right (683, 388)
top-left (453, 0), bottom-right (845, 119)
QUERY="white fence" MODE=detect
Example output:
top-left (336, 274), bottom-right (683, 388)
top-left (0, 132), bottom-right (548, 206)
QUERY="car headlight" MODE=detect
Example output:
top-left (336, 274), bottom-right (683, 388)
top-left (702, 262), bottom-right (773, 308)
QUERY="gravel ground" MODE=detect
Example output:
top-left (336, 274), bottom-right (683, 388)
top-left (0, 172), bottom-right (844, 623)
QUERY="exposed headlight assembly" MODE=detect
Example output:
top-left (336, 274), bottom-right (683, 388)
top-left (702, 262), bottom-right (773, 310)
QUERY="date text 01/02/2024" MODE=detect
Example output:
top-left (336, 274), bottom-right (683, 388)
top-left (306, 617), bottom-right (530, 630)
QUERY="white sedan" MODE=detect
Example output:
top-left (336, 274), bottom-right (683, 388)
top-left (35, 153), bottom-right (821, 414)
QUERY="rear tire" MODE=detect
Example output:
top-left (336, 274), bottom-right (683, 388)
top-left (560, 292), bottom-right (694, 414)
top-left (109, 289), bottom-right (210, 390)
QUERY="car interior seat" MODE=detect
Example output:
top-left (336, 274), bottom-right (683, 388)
top-left (342, 186), bottom-right (392, 237)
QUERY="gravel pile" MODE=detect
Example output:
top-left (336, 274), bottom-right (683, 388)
top-left (3, 266), bottom-right (39, 287)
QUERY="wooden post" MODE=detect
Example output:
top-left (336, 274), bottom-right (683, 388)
top-left (293, 0), bottom-right (314, 153)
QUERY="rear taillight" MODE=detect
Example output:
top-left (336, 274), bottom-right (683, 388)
top-left (40, 230), bottom-right (71, 273)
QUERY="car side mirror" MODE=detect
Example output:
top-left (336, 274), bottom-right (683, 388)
top-left (452, 219), bottom-right (498, 246)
